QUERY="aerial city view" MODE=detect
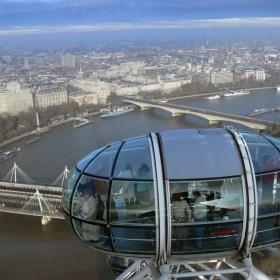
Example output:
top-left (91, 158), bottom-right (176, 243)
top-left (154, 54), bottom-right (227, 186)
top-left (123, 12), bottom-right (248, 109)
top-left (1, 1), bottom-right (280, 280)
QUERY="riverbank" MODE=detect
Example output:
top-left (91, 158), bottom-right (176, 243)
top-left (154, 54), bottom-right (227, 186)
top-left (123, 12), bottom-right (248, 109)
top-left (167, 86), bottom-right (276, 101)
top-left (0, 87), bottom-right (277, 149)
top-left (0, 111), bottom-right (101, 149)
top-left (0, 127), bottom-right (51, 149)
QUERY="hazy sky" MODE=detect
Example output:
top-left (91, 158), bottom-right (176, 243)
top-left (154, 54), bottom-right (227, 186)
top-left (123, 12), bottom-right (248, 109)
top-left (1, 0), bottom-right (280, 39)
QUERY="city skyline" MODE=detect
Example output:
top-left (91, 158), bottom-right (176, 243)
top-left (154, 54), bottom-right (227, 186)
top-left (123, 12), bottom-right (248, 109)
top-left (1, 0), bottom-right (280, 41)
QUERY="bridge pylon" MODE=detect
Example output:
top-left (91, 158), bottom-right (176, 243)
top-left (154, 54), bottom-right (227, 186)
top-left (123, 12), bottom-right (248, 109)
top-left (18, 188), bottom-right (59, 225)
top-left (51, 166), bottom-right (69, 187)
top-left (2, 162), bottom-right (34, 183)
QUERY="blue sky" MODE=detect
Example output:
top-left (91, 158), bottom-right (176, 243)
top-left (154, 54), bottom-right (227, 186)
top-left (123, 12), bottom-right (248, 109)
top-left (1, 0), bottom-right (280, 36)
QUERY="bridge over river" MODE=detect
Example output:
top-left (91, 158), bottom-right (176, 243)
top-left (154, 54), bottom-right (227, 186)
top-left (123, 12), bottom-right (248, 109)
top-left (0, 181), bottom-right (64, 219)
top-left (123, 97), bottom-right (276, 131)
top-left (0, 163), bottom-right (67, 221)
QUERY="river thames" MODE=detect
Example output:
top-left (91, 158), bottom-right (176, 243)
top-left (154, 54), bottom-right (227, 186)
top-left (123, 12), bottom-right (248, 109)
top-left (0, 88), bottom-right (279, 279)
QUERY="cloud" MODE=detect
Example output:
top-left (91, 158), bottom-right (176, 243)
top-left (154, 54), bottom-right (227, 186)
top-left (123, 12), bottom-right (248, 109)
top-left (1, 0), bottom-right (279, 16)
top-left (0, 0), bottom-right (280, 31)
top-left (0, 17), bottom-right (280, 36)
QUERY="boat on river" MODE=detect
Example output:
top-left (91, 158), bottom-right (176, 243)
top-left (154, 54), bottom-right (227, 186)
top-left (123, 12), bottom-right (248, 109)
top-left (205, 95), bottom-right (220, 100)
top-left (246, 107), bottom-right (280, 117)
top-left (24, 136), bottom-right (41, 145)
top-left (157, 98), bottom-right (168, 103)
top-left (0, 147), bottom-right (20, 162)
top-left (277, 85), bottom-right (280, 91)
top-left (101, 106), bottom-right (134, 119)
top-left (224, 90), bottom-right (250, 97)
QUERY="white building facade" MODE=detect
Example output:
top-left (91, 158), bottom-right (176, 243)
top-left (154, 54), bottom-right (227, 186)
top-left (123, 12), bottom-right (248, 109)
top-left (210, 71), bottom-right (234, 84)
top-left (68, 92), bottom-right (98, 106)
top-left (34, 88), bottom-right (68, 109)
top-left (0, 82), bottom-right (34, 115)
top-left (114, 79), bottom-right (191, 95)
top-left (236, 66), bottom-right (266, 81)
top-left (246, 69), bottom-right (266, 81)
top-left (70, 78), bottom-right (111, 104)
top-left (61, 54), bottom-right (75, 68)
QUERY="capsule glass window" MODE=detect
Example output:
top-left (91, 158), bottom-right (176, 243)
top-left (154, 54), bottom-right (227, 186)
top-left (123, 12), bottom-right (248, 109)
top-left (169, 177), bottom-right (243, 253)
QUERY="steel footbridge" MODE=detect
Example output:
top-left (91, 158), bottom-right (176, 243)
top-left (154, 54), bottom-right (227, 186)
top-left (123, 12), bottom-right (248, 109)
top-left (0, 163), bottom-right (66, 221)
top-left (123, 97), bottom-right (276, 131)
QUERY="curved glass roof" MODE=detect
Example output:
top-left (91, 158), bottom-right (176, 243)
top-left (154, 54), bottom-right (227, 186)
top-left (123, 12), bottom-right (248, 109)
top-left (74, 129), bottom-right (248, 180)
top-left (76, 135), bottom-right (154, 180)
top-left (240, 131), bottom-right (280, 173)
top-left (159, 128), bottom-right (242, 179)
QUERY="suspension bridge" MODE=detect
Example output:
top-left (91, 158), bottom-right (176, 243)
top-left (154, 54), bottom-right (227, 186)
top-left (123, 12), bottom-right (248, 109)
top-left (0, 163), bottom-right (68, 224)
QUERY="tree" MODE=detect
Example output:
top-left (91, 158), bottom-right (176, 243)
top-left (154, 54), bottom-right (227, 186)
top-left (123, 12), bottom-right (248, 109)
top-left (18, 111), bottom-right (37, 129)
top-left (107, 92), bottom-right (123, 105)
top-left (5, 120), bottom-right (15, 133)
top-left (67, 101), bottom-right (80, 117)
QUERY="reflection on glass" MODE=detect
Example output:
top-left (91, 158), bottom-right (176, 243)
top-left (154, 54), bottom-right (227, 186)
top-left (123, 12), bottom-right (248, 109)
top-left (254, 217), bottom-right (280, 247)
top-left (112, 179), bottom-right (155, 224)
top-left (106, 255), bottom-right (135, 276)
top-left (263, 135), bottom-right (280, 150)
top-left (73, 219), bottom-right (101, 245)
top-left (261, 169), bottom-right (276, 214)
top-left (76, 147), bottom-right (106, 171)
top-left (127, 175), bottom-right (152, 205)
top-left (161, 129), bottom-right (242, 179)
top-left (76, 175), bottom-right (97, 198)
top-left (61, 168), bottom-right (80, 213)
top-left (113, 136), bottom-right (153, 179)
top-left (94, 178), bottom-right (109, 198)
top-left (96, 192), bottom-right (118, 222)
top-left (169, 178), bottom-right (243, 253)
top-left (93, 186), bottom-right (117, 249)
top-left (275, 171), bottom-right (280, 213)
top-left (112, 226), bottom-right (156, 254)
top-left (62, 168), bottom-right (80, 192)
top-left (171, 192), bottom-right (192, 251)
top-left (257, 169), bottom-right (280, 216)
top-left (113, 165), bottom-right (135, 210)
top-left (171, 223), bottom-right (242, 254)
top-left (241, 132), bottom-right (280, 173)
top-left (73, 189), bottom-right (100, 242)
top-left (85, 144), bottom-right (121, 177)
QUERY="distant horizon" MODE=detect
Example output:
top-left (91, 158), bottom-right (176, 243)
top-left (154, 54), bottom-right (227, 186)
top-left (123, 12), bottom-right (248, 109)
top-left (0, 0), bottom-right (280, 43)
top-left (0, 27), bottom-right (279, 47)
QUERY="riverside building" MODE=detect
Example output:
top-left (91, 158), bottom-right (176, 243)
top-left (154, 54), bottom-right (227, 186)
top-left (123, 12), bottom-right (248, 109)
top-left (236, 66), bottom-right (266, 81)
top-left (69, 78), bottom-right (111, 104)
top-left (210, 71), bottom-right (234, 84)
top-left (34, 87), bottom-right (68, 109)
top-left (68, 92), bottom-right (98, 106)
top-left (0, 81), bottom-right (33, 115)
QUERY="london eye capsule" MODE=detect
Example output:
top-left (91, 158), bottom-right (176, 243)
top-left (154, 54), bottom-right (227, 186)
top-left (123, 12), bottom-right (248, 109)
top-left (61, 128), bottom-right (280, 278)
